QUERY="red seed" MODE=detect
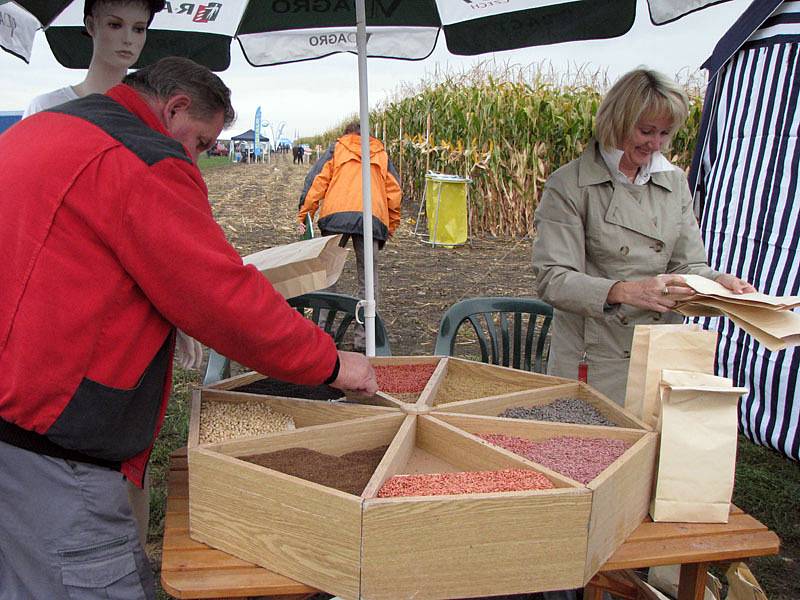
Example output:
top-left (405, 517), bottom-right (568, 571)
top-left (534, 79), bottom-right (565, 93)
top-left (375, 364), bottom-right (437, 393)
top-left (377, 468), bottom-right (554, 497)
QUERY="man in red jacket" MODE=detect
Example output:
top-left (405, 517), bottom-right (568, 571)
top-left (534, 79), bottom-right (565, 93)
top-left (0, 57), bottom-right (376, 600)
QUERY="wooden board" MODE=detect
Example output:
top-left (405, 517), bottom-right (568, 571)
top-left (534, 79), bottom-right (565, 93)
top-left (189, 448), bottom-right (363, 599)
top-left (584, 432), bottom-right (658, 583)
top-left (439, 381), bottom-right (648, 430)
top-left (435, 412), bottom-right (646, 444)
top-left (361, 489), bottom-right (592, 599)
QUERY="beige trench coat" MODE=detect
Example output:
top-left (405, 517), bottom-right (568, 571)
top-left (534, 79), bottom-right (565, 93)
top-left (532, 140), bottom-right (718, 404)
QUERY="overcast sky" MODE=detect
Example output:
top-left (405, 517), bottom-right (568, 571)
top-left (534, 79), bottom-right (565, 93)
top-left (0, 0), bottom-right (750, 139)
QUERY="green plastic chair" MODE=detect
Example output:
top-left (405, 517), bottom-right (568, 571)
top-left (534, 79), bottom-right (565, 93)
top-left (433, 297), bottom-right (553, 373)
top-left (203, 291), bottom-right (391, 385)
top-left (302, 213), bottom-right (314, 240)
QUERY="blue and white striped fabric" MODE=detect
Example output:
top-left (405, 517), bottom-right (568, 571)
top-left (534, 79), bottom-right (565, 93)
top-left (696, 0), bottom-right (800, 460)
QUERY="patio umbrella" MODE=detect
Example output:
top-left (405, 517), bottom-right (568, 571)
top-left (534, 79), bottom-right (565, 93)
top-left (6, 0), bottom-right (737, 356)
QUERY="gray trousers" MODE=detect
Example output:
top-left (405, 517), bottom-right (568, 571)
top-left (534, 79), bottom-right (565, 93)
top-left (321, 233), bottom-right (380, 350)
top-left (0, 441), bottom-right (155, 600)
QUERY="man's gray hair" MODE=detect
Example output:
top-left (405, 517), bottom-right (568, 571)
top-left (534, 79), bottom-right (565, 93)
top-left (123, 57), bottom-right (235, 127)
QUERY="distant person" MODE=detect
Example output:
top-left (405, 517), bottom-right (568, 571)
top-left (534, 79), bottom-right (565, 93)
top-left (293, 144), bottom-right (304, 164)
top-left (0, 57), bottom-right (376, 600)
top-left (532, 68), bottom-right (754, 405)
top-left (297, 122), bottom-right (402, 351)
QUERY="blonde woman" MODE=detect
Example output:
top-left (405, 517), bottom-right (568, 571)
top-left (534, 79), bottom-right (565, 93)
top-left (532, 68), bottom-right (754, 405)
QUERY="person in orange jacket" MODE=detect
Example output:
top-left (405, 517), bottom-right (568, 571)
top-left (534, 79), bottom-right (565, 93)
top-left (298, 121), bottom-right (402, 351)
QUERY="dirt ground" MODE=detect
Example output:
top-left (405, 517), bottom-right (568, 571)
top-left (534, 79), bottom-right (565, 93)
top-left (205, 154), bottom-right (538, 356)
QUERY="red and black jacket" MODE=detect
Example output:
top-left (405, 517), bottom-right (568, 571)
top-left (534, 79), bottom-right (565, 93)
top-left (0, 85), bottom-right (338, 486)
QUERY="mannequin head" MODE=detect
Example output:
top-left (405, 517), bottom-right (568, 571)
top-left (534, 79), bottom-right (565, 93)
top-left (83, 1), bottom-right (164, 70)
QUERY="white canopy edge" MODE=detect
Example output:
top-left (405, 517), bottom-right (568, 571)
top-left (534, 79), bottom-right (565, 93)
top-left (238, 26), bottom-right (438, 65)
top-left (0, 2), bottom-right (39, 62)
top-left (649, 0), bottom-right (734, 25)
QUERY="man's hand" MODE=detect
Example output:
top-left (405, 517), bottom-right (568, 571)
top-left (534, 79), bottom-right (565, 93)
top-left (330, 350), bottom-right (378, 395)
top-left (715, 273), bottom-right (757, 294)
top-left (607, 274), bottom-right (695, 313)
top-left (297, 222), bottom-right (307, 235)
top-left (175, 330), bottom-right (204, 370)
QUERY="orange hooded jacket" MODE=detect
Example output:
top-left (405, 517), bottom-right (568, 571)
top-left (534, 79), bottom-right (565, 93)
top-left (297, 133), bottom-right (401, 244)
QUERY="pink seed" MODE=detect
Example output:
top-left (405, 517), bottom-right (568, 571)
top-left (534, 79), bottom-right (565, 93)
top-left (479, 434), bottom-right (630, 484)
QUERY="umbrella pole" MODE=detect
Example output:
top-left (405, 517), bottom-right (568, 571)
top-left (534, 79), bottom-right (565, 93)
top-left (356, 0), bottom-right (376, 357)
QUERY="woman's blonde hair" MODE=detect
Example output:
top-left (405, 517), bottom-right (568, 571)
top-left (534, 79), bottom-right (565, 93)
top-left (595, 68), bottom-right (689, 150)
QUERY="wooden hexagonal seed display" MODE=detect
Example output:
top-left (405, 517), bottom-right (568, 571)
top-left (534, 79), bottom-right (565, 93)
top-left (188, 356), bottom-right (654, 599)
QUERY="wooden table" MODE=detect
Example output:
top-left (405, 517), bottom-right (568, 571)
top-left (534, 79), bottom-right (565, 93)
top-left (161, 449), bottom-right (779, 600)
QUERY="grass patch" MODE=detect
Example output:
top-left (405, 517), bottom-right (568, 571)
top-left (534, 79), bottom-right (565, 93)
top-left (730, 435), bottom-right (799, 600)
top-left (149, 366), bottom-right (199, 599)
top-left (197, 155), bottom-right (232, 171)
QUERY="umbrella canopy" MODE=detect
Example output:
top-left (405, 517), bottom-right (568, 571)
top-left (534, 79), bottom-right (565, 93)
top-left (5, 0), bottom-right (737, 356)
top-left (8, 0), bottom-right (734, 70)
top-left (0, 1), bottom-right (38, 62)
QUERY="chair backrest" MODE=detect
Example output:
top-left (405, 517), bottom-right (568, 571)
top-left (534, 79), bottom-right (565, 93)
top-left (203, 291), bottom-right (391, 385)
top-left (433, 296), bottom-right (553, 373)
top-left (302, 213), bottom-right (314, 240)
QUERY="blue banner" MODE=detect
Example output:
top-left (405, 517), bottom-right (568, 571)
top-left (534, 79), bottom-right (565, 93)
top-left (254, 107), bottom-right (261, 157)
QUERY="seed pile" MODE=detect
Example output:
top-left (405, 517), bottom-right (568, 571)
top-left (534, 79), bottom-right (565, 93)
top-left (479, 434), bottom-right (630, 484)
top-left (377, 469), bottom-right (555, 497)
top-left (375, 364), bottom-right (437, 393)
top-left (199, 401), bottom-right (295, 444)
top-left (233, 377), bottom-right (345, 400)
top-left (241, 445), bottom-right (388, 496)
top-left (498, 397), bottom-right (616, 426)
top-left (434, 371), bottom-right (533, 404)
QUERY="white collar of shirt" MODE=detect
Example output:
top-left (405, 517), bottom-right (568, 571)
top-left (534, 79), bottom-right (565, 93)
top-left (599, 145), bottom-right (675, 185)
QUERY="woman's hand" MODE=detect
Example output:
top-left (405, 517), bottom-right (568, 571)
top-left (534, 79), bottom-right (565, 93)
top-left (607, 274), bottom-right (695, 313)
top-left (715, 273), bottom-right (756, 294)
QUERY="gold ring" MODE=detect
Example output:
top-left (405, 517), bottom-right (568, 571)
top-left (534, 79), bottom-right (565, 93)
top-left (662, 287), bottom-right (670, 296)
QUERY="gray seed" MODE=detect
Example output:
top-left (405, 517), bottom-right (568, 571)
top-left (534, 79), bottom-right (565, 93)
top-left (498, 397), bottom-right (616, 427)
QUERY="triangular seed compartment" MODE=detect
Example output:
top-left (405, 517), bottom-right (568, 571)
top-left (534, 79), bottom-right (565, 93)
top-left (359, 414), bottom-right (590, 599)
top-left (189, 388), bottom-right (395, 447)
top-left (189, 413), bottom-right (405, 599)
top-left (434, 412), bottom-right (658, 584)
top-left (430, 357), bottom-right (572, 406)
top-left (364, 356), bottom-right (444, 405)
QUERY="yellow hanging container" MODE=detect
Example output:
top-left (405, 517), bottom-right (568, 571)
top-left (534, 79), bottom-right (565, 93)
top-left (415, 172), bottom-right (471, 248)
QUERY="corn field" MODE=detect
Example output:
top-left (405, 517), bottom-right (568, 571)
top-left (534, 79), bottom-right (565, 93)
top-left (300, 64), bottom-right (704, 238)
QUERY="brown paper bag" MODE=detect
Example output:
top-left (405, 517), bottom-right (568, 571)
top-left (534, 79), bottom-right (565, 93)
top-left (625, 324), bottom-right (718, 428)
top-left (650, 369), bottom-right (747, 523)
top-left (242, 235), bottom-right (348, 299)
top-left (647, 565), bottom-right (722, 600)
top-left (725, 562), bottom-right (768, 600)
